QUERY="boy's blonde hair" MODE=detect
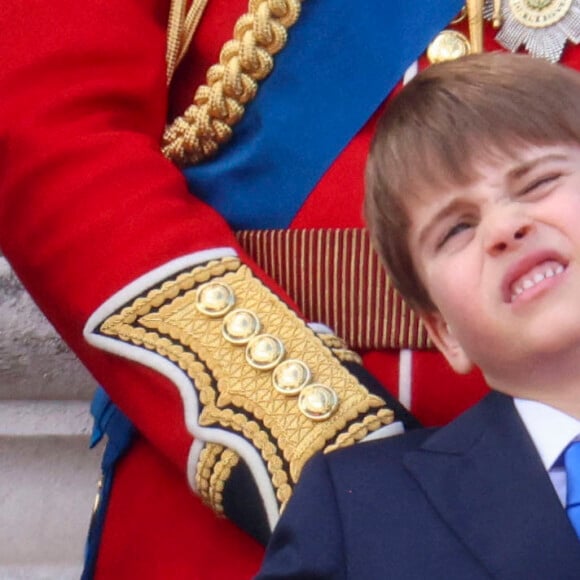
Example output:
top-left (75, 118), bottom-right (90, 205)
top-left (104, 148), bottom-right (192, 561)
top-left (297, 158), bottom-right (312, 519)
top-left (365, 52), bottom-right (580, 312)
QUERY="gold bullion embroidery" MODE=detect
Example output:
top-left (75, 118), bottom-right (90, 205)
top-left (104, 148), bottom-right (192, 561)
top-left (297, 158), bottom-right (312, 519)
top-left (98, 256), bottom-right (394, 511)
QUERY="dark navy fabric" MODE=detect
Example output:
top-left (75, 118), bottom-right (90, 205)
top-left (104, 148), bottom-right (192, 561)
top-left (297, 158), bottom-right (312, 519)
top-left (258, 393), bottom-right (580, 579)
top-left (82, 387), bottom-right (136, 580)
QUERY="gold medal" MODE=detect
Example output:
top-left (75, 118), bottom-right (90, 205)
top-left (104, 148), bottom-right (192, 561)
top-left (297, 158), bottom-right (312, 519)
top-left (427, 30), bottom-right (472, 63)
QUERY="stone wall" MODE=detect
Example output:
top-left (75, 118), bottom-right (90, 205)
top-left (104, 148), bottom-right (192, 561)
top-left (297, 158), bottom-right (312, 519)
top-left (0, 256), bottom-right (102, 579)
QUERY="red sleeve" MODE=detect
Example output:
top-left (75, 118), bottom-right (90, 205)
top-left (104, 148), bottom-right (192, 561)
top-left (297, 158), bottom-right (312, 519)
top-left (0, 0), bottom-right (399, 527)
top-left (0, 0), bottom-right (244, 465)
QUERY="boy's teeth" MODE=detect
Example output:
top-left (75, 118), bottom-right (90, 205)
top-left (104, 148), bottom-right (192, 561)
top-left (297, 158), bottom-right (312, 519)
top-left (509, 260), bottom-right (566, 302)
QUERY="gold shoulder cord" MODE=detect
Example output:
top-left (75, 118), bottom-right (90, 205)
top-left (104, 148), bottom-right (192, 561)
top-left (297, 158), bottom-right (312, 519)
top-left (163, 0), bottom-right (303, 166)
top-left (466, 0), bottom-right (484, 52)
top-left (166, 0), bottom-right (210, 84)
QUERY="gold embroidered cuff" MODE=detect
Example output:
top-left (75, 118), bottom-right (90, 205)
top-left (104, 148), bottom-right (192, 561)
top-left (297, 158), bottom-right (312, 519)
top-left (93, 255), bottom-right (395, 530)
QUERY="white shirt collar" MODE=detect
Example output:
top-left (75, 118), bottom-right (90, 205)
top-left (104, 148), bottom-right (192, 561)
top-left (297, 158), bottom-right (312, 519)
top-left (514, 397), bottom-right (580, 470)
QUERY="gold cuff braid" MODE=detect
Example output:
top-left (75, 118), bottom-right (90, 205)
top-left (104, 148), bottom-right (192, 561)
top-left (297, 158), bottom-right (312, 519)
top-left (97, 256), bottom-right (394, 514)
top-left (197, 443), bottom-right (241, 515)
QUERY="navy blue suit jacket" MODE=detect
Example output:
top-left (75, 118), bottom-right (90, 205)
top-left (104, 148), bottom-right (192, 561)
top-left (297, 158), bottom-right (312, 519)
top-left (257, 392), bottom-right (580, 579)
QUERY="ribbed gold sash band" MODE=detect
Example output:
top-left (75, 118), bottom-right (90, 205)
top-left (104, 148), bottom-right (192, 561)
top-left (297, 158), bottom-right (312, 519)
top-left (236, 228), bottom-right (431, 351)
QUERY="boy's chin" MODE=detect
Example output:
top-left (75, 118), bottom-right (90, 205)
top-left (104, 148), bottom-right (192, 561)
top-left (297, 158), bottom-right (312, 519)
top-left (481, 339), bottom-right (580, 395)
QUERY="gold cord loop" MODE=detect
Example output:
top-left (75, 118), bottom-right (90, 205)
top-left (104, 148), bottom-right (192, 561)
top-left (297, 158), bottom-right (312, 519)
top-left (166, 0), bottom-right (211, 85)
top-left (163, 0), bottom-right (303, 166)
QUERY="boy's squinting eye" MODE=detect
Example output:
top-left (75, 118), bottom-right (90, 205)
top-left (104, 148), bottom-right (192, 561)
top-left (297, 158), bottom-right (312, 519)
top-left (519, 172), bottom-right (561, 196)
top-left (437, 221), bottom-right (472, 249)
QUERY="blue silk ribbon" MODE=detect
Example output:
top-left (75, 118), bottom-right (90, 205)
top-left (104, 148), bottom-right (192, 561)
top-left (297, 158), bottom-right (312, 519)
top-left (183, 0), bottom-right (464, 230)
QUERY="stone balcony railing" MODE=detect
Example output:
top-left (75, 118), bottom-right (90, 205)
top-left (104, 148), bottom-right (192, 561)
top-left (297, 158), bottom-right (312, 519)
top-left (0, 256), bottom-right (101, 579)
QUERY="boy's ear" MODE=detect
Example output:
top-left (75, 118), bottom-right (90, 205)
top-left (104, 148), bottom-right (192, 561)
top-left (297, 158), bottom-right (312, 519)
top-left (421, 311), bottom-right (473, 375)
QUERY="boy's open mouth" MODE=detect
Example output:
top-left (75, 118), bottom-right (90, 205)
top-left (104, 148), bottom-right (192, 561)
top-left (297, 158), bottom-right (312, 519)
top-left (504, 254), bottom-right (568, 304)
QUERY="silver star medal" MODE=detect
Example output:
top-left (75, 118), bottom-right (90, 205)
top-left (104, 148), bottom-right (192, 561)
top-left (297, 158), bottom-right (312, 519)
top-left (484, 0), bottom-right (580, 62)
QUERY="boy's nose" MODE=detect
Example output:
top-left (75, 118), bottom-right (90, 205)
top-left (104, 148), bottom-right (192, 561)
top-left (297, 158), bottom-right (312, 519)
top-left (485, 218), bottom-right (533, 257)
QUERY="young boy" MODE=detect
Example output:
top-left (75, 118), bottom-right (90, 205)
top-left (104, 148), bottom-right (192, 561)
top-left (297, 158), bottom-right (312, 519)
top-left (256, 52), bottom-right (580, 579)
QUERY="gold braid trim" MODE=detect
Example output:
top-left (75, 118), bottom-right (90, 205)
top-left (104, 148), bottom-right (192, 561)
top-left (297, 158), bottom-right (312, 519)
top-left (196, 443), bottom-right (241, 514)
top-left (316, 332), bottom-right (363, 365)
top-left (325, 408), bottom-right (395, 453)
top-left (98, 256), bottom-right (394, 513)
top-left (196, 442), bottom-right (222, 506)
top-left (210, 448), bottom-right (240, 513)
top-left (166, 0), bottom-right (210, 84)
top-left (162, 0), bottom-right (302, 165)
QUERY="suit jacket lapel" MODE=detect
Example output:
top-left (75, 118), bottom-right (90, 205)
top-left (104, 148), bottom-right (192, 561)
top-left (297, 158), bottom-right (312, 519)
top-left (404, 392), bottom-right (580, 579)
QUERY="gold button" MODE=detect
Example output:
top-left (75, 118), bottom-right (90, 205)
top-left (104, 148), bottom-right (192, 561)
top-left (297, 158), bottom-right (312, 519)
top-left (222, 309), bottom-right (261, 344)
top-left (298, 384), bottom-right (339, 421)
top-left (272, 359), bottom-right (311, 396)
top-left (246, 334), bottom-right (285, 370)
top-left (427, 30), bottom-right (471, 64)
top-left (196, 282), bottom-right (235, 317)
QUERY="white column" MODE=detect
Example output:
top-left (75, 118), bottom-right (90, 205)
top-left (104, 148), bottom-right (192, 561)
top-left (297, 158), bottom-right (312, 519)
top-left (0, 257), bottom-right (101, 579)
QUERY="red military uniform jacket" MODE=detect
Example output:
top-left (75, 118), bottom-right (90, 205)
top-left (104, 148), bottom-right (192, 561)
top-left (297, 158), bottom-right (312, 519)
top-left (2, 1), bottom-right (579, 578)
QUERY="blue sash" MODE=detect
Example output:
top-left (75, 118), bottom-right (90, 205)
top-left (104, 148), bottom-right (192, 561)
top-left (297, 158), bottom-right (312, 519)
top-left (183, 0), bottom-right (463, 230)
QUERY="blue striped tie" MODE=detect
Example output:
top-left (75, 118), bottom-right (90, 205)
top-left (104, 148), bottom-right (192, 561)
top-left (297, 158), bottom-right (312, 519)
top-left (565, 441), bottom-right (580, 539)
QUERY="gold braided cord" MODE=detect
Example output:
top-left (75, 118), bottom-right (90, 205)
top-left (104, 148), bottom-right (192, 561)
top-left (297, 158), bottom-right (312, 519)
top-left (466, 0), bottom-right (484, 52)
top-left (196, 443), bottom-right (241, 514)
top-left (166, 0), bottom-right (211, 85)
top-left (162, 0), bottom-right (303, 165)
